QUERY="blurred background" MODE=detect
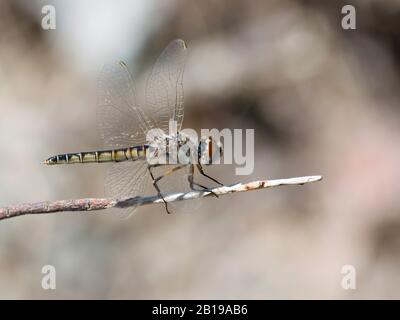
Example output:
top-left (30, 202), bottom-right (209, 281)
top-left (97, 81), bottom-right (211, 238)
top-left (0, 0), bottom-right (399, 299)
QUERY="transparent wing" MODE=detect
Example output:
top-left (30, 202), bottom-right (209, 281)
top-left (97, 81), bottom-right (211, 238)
top-left (105, 161), bottom-right (150, 218)
top-left (145, 39), bottom-right (187, 133)
top-left (97, 61), bottom-right (153, 217)
top-left (97, 39), bottom-right (188, 216)
top-left (97, 61), bottom-right (153, 148)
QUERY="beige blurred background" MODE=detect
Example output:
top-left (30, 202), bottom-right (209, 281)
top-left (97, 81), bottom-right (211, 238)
top-left (0, 0), bottom-right (400, 299)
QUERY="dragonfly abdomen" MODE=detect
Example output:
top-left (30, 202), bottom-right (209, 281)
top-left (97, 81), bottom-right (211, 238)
top-left (44, 146), bottom-right (148, 165)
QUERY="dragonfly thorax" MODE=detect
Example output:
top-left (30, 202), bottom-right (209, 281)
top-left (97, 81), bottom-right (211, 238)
top-left (146, 133), bottom-right (223, 165)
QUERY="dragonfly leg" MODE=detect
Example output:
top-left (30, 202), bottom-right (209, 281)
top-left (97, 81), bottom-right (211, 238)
top-left (196, 164), bottom-right (224, 186)
top-left (148, 165), bottom-right (171, 214)
top-left (153, 165), bottom-right (187, 184)
top-left (188, 165), bottom-right (219, 198)
top-left (148, 164), bottom-right (188, 214)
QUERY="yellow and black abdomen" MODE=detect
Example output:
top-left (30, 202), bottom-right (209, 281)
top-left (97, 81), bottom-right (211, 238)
top-left (44, 146), bottom-right (148, 165)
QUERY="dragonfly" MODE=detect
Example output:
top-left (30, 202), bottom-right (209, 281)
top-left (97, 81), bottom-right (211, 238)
top-left (44, 39), bottom-right (223, 215)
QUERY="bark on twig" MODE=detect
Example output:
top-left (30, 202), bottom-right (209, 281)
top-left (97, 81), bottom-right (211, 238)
top-left (0, 175), bottom-right (322, 221)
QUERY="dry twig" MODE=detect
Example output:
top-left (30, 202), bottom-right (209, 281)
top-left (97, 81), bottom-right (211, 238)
top-left (0, 175), bottom-right (322, 221)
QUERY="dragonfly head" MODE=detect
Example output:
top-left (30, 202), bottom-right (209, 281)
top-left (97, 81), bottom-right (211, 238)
top-left (199, 136), bottom-right (223, 165)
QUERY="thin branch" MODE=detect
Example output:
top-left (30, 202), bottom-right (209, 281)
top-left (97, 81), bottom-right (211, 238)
top-left (0, 175), bottom-right (322, 221)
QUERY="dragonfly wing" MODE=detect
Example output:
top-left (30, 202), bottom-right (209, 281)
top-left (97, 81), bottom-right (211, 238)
top-left (97, 61), bottom-right (154, 217)
top-left (97, 61), bottom-right (153, 148)
top-left (104, 161), bottom-right (150, 218)
top-left (145, 39), bottom-right (187, 133)
top-left (97, 40), bottom-right (189, 216)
